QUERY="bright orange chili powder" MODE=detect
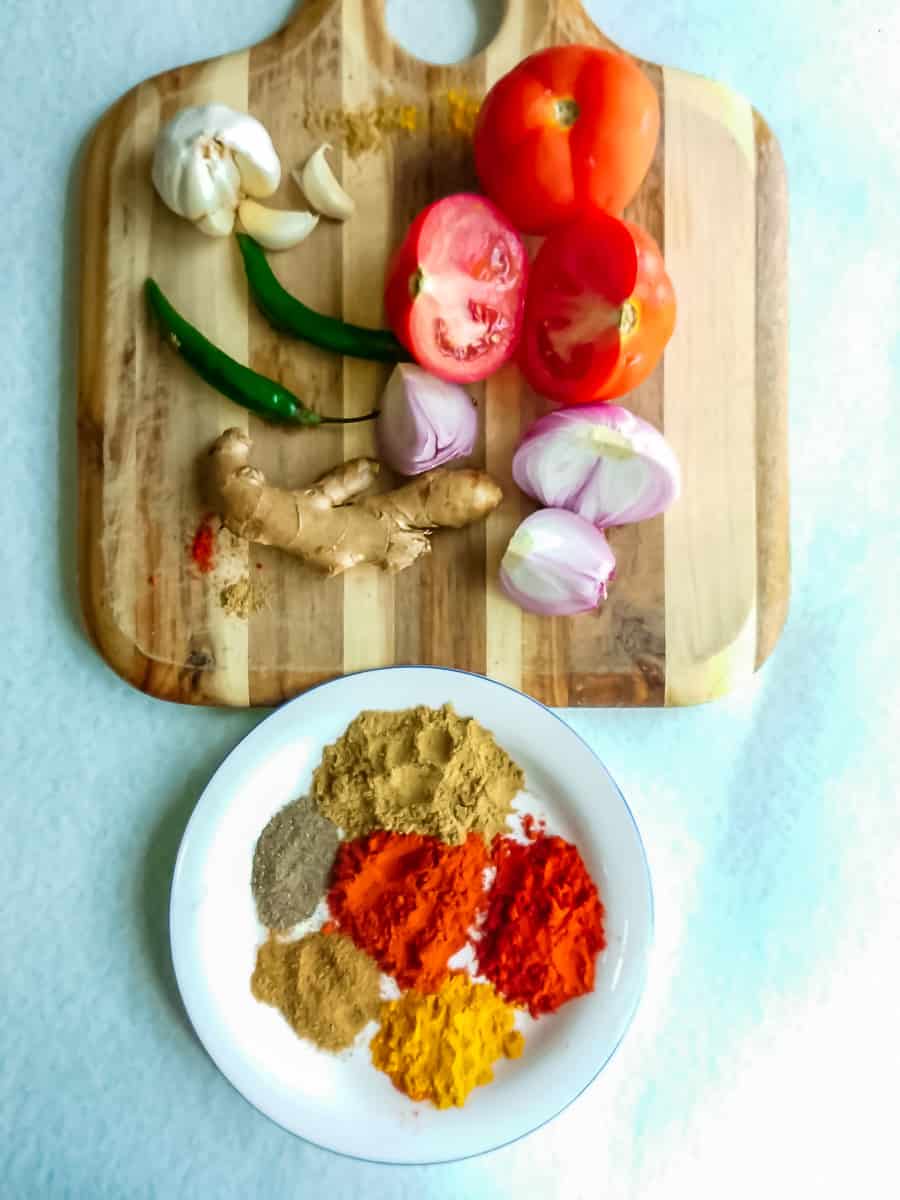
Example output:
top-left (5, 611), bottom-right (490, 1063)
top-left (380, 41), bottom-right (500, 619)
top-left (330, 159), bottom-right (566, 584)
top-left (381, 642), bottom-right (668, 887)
top-left (476, 830), bottom-right (606, 1016)
top-left (328, 830), bottom-right (488, 992)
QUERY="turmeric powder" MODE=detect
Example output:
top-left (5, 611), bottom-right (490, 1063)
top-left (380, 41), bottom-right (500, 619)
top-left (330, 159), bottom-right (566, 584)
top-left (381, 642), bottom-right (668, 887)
top-left (371, 973), bottom-right (524, 1108)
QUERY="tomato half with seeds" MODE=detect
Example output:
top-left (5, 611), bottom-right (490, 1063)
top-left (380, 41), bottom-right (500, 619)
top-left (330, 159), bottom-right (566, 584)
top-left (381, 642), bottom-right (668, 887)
top-left (520, 211), bottom-right (676, 404)
top-left (474, 45), bottom-right (660, 234)
top-left (384, 194), bottom-right (528, 384)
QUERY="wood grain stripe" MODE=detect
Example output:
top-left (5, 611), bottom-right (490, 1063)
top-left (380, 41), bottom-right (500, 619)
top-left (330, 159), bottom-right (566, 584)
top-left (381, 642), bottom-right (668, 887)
top-left (248, 7), bottom-right (347, 701)
top-left (160, 52), bottom-right (251, 706)
top-left (102, 89), bottom-right (143, 679)
top-left (482, 2), bottom-right (552, 695)
top-left (663, 70), bottom-right (758, 705)
top-left (564, 61), bottom-right (667, 708)
top-left (485, 365), bottom-right (527, 691)
top-left (340, 0), bottom-right (395, 675)
top-left (754, 112), bottom-right (790, 669)
top-left (79, 93), bottom-right (151, 692)
top-left (387, 35), bottom-right (432, 672)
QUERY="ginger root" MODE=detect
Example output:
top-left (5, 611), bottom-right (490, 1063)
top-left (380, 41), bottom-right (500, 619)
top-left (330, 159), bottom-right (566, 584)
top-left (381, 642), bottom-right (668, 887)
top-left (209, 428), bottom-right (502, 575)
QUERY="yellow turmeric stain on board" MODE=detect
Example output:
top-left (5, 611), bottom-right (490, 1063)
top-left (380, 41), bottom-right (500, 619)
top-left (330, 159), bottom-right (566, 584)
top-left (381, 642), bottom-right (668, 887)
top-left (444, 88), bottom-right (481, 136)
top-left (303, 102), bottom-right (420, 157)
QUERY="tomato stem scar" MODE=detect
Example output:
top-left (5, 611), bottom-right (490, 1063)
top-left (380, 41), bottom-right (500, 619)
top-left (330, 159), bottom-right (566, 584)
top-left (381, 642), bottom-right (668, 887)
top-left (619, 299), bottom-right (640, 336)
top-left (554, 97), bottom-right (580, 127)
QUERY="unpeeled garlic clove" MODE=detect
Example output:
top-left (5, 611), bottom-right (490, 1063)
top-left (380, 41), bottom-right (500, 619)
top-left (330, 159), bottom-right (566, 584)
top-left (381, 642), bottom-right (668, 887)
top-left (237, 199), bottom-right (319, 251)
top-left (295, 144), bottom-right (355, 221)
top-left (195, 204), bottom-right (237, 237)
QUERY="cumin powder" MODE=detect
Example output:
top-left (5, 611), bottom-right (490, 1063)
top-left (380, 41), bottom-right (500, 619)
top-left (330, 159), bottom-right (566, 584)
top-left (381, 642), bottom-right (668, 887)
top-left (251, 930), bottom-right (381, 1052)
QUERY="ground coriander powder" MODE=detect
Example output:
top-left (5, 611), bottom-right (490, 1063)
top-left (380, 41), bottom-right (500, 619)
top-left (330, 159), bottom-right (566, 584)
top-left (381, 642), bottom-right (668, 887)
top-left (312, 704), bottom-right (524, 845)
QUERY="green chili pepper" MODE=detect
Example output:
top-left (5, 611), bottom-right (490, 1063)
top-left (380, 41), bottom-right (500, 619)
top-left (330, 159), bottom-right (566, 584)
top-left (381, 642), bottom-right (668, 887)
top-left (236, 233), bottom-right (410, 364)
top-left (145, 278), bottom-right (377, 426)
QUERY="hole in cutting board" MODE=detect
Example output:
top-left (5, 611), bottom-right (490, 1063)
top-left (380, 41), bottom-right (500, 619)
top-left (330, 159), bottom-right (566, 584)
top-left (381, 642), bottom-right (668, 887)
top-left (384, 0), bottom-right (505, 64)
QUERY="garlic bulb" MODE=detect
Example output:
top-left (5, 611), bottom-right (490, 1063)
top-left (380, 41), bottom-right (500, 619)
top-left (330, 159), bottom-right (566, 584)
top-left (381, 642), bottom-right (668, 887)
top-left (294, 143), bottom-right (355, 221)
top-left (238, 199), bottom-right (319, 251)
top-left (151, 104), bottom-right (281, 237)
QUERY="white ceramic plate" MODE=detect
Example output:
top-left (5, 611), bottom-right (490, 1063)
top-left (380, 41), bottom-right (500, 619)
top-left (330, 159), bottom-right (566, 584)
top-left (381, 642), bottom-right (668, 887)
top-left (170, 667), bottom-right (653, 1164)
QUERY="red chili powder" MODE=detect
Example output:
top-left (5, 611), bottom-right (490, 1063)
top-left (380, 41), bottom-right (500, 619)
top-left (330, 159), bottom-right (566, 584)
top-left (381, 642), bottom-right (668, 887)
top-left (328, 830), bottom-right (488, 992)
top-left (520, 813), bottom-right (546, 839)
top-left (476, 831), bottom-right (606, 1016)
top-left (190, 515), bottom-right (217, 574)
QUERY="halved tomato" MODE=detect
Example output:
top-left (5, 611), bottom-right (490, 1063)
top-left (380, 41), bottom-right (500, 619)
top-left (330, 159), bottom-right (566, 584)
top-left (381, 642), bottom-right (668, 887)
top-left (520, 212), bottom-right (676, 404)
top-left (384, 194), bottom-right (528, 384)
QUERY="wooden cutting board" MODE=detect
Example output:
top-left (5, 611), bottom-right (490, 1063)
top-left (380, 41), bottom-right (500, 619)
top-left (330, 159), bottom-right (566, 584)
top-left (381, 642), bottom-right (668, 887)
top-left (78, 0), bottom-right (789, 708)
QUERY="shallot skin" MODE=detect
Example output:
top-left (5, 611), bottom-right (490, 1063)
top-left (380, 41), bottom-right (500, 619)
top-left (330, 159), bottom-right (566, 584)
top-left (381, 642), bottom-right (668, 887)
top-left (500, 508), bottom-right (616, 616)
top-left (376, 364), bottom-right (478, 476)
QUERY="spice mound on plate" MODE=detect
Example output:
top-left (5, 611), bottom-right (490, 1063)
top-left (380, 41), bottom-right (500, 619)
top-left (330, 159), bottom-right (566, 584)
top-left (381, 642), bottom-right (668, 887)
top-left (313, 704), bottom-right (524, 844)
top-left (371, 973), bottom-right (523, 1108)
top-left (328, 830), bottom-right (488, 991)
top-left (476, 830), bottom-right (606, 1016)
top-left (251, 930), bottom-right (380, 1052)
top-left (251, 796), bottom-right (339, 930)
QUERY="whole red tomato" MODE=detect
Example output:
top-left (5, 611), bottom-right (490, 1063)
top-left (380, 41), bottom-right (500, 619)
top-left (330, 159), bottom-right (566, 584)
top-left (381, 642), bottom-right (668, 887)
top-left (520, 211), bottom-right (675, 404)
top-left (474, 45), bottom-right (660, 234)
top-left (384, 194), bottom-right (528, 384)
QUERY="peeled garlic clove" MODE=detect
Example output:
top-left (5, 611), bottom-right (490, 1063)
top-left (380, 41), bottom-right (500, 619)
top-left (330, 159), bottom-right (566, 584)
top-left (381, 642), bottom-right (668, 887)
top-left (237, 199), bottom-right (319, 251)
top-left (195, 203), bottom-right (237, 237)
top-left (295, 144), bottom-right (355, 221)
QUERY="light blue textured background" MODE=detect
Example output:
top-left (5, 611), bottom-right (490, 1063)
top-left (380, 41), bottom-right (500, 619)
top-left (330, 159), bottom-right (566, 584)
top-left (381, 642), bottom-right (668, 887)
top-left (2, 1), bottom-right (898, 1197)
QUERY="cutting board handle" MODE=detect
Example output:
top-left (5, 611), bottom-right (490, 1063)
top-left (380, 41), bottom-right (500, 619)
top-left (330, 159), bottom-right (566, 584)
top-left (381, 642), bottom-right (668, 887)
top-left (280, 0), bottom-right (616, 64)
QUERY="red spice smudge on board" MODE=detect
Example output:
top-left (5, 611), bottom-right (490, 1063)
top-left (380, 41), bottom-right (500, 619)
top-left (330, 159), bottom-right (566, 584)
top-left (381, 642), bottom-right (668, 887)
top-left (190, 515), bottom-right (217, 574)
